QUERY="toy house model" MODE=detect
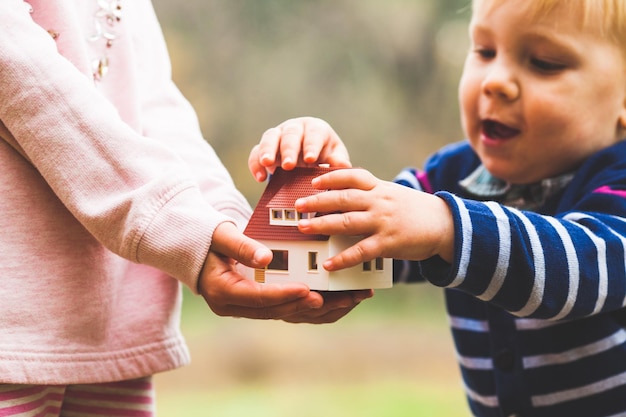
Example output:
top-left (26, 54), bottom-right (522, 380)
top-left (242, 166), bottom-right (392, 291)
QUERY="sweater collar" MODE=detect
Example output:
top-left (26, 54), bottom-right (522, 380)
top-left (458, 165), bottom-right (574, 210)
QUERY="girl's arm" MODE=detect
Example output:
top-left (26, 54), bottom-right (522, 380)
top-left (0, 2), bottom-right (222, 289)
top-left (0, 1), bottom-right (368, 322)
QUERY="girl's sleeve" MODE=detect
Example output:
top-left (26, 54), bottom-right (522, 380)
top-left (129, 0), bottom-right (252, 228)
top-left (0, 0), bottom-right (231, 291)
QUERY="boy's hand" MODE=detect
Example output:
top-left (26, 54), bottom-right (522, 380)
top-left (295, 169), bottom-right (455, 270)
top-left (249, 117), bottom-right (351, 182)
top-left (199, 221), bottom-right (372, 323)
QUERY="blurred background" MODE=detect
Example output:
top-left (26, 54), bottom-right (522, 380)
top-left (151, 0), bottom-right (472, 415)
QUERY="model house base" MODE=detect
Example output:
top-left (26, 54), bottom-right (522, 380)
top-left (243, 167), bottom-right (392, 291)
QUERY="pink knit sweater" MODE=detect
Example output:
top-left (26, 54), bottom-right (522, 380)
top-left (0, 0), bottom-right (252, 383)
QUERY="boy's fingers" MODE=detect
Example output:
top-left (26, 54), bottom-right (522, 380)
top-left (296, 188), bottom-right (370, 216)
top-left (311, 168), bottom-right (378, 191)
top-left (323, 241), bottom-right (374, 271)
top-left (299, 210), bottom-right (370, 233)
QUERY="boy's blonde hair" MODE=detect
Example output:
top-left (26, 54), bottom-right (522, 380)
top-left (474, 0), bottom-right (626, 51)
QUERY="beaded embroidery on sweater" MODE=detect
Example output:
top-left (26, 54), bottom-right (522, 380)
top-left (88, 0), bottom-right (123, 81)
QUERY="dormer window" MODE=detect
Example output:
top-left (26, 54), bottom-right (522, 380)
top-left (271, 209), bottom-right (283, 221)
top-left (270, 208), bottom-right (316, 226)
top-left (285, 209), bottom-right (297, 220)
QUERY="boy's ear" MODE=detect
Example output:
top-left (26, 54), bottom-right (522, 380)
top-left (620, 98), bottom-right (626, 130)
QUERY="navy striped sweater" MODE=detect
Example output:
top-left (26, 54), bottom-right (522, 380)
top-left (393, 140), bottom-right (626, 417)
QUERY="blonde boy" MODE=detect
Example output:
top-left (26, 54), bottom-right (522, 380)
top-left (250, 0), bottom-right (626, 415)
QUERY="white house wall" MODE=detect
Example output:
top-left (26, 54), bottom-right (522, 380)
top-left (327, 235), bottom-right (393, 290)
top-left (260, 239), bottom-right (332, 290)
top-left (240, 236), bottom-right (392, 291)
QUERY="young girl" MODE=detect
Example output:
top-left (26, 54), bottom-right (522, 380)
top-left (0, 0), bottom-right (369, 415)
top-left (250, 0), bottom-right (626, 415)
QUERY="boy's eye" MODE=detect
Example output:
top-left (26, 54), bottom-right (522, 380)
top-left (530, 57), bottom-right (566, 73)
top-left (475, 48), bottom-right (496, 59)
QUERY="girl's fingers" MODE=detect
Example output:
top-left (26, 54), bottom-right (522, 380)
top-left (301, 121), bottom-right (329, 164)
top-left (324, 148), bottom-right (352, 168)
top-left (281, 289), bottom-right (373, 323)
top-left (278, 120), bottom-right (306, 170)
top-left (257, 127), bottom-right (282, 167)
top-left (206, 280), bottom-right (323, 319)
top-left (250, 117), bottom-right (353, 183)
top-left (248, 144), bottom-right (271, 182)
top-left (301, 118), bottom-right (348, 166)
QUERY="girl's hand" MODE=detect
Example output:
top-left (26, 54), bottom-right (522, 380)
top-left (249, 117), bottom-right (351, 182)
top-left (199, 221), bottom-right (373, 323)
top-left (295, 169), bottom-right (455, 270)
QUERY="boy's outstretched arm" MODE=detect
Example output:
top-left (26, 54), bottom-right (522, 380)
top-left (295, 169), bottom-right (455, 271)
top-left (199, 221), bottom-right (373, 324)
top-left (249, 117), bottom-right (351, 182)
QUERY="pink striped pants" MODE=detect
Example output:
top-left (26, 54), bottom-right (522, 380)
top-left (0, 377), bottom-right (154, 417)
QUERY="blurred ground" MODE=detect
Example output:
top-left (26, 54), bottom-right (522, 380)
top-left (154, 285), bottom-right (470, 416)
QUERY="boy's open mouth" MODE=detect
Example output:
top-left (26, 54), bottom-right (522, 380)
top-left (482, 120), bottom-right (520, 140)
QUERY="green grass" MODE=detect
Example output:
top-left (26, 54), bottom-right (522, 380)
top-left (156, 381), bottom-right (470, 417)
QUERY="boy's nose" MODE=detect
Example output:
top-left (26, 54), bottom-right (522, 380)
top-left (481, 62), bottom-right (520, 101)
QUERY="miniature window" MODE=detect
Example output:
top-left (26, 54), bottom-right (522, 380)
top-left (308, 252), bottom-right (318, 271)
top-left (285, 209), bottom-right (297, 221)
top-left (271, 209), bottom-right (283, 220)
top-left (298, 212), bottom-right (317, 220)
top-left (270, 208), bottom-right (303, 226)
top-left (363, 258), bottom-right (384, 272)
top-left (267, 250), bottom-right (288, 271)
top-left (375, 257), bottom-right (384, 271)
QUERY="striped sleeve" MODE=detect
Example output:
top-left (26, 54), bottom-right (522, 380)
top-left (393, 167), bottom-right (432, 193)
top-left (392, 168), bottom-right (432, 284)
top-left (427, 191), bottom-right (626, 320)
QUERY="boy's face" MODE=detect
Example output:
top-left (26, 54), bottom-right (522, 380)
top-left (459, 0), bottom-right (626, 184)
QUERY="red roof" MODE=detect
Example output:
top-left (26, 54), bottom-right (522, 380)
top-left (244, 166), bottom-right (338, 241)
